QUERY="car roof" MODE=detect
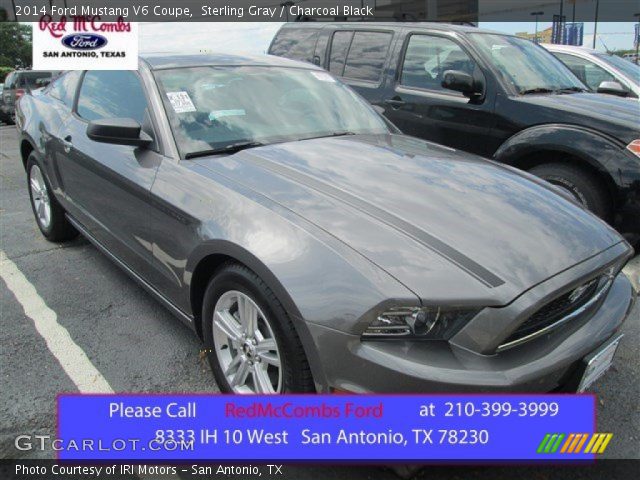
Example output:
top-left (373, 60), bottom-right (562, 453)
top-left (277, 21), bottom-right (503, 35)
top-left (541, 43), bottom-right (599, 54)
top-left (140, 52), bottom-right (323, 70)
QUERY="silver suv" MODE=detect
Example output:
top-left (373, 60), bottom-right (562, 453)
top-left (543, 44), bottom-right (640, 99)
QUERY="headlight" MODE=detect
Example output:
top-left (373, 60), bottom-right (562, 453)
top-left (362, 307), bottom-right (481, 340)
top-left (626, 140), bottom-right (640, 158)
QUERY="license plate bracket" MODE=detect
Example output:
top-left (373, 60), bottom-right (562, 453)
top-left (577, 334), bottom-right (623, 392)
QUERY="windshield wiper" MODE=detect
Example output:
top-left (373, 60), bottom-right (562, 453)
top-left (556, 86), bottom-right (589, 94)
top-left (520, 87), bottom-right (556, 95)
top-left (184, 141), bottom-right (264, 159)
top-left (520, 86), bottom-right (588, 95)
top-left (300, 131), bottom-right (358, 141)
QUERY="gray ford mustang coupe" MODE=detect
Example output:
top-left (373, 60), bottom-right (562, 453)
top-left (16, 54), bottom-right (635, 394)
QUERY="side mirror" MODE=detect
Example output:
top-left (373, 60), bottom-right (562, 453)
top-left (86, 118), bottom-right (152, 147)
top-left (597, 81), bottom-right (627, 97)
top-left (441, 70), bottom-right (481, 98)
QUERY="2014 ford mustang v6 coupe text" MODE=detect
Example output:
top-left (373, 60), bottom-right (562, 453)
top-left (16, 53), bottom-right (635, 394)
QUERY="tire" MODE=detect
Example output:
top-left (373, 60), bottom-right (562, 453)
top-left (529, 162), bottom-right (610, 219)
top-left (202, 263), bottom-right (314, 394)
top-left (26, 154), bottom-right (78, 242)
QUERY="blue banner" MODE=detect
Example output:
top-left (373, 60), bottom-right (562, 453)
top-left (57, 394), bottom-right (596, 461)
top-left (564, 22), bottom-right (584, 46)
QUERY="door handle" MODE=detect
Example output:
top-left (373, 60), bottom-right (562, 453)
top-left (62, 135), bottom-right (73, 153)
top-left (384, 98), bottom-right (406, 109)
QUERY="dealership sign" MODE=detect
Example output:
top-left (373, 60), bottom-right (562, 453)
top-left (33, 16), bottom-right (138, 70)
top-left (57, 394), bottom-right (598, 461)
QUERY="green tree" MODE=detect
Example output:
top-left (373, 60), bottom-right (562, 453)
top-left (0, 23), bottom-right (32, 69)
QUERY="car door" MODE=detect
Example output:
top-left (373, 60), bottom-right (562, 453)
top-left (381, 32), bottom-right (498, 157)
top-left (56, 70), bottom-right (164, 280)
top-left (325, 29), bottom-right (394, 104)
top-left (37, 71), bottom-right (82, 195)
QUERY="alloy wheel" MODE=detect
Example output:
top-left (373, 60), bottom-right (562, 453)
top-left (212, 290), bottom-right (282, 394)
top-left (29, 165), bottom-right (52, 230)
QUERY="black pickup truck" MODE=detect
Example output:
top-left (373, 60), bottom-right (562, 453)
top-left (269, 23), bottom-right (640, 244)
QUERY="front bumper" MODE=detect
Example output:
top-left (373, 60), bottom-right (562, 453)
top-left (305, 272), bottom-right (635, 393)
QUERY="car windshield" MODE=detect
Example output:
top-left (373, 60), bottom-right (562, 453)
top-left (595, 52), bottom-right (640, 84)
top-left (469, 33), bottom-right (586, 94)
top-left (153, 66), bottom-right (390, 158)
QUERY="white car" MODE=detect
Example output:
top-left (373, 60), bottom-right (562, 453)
top-left (543, 44), bottom-right (639, 100)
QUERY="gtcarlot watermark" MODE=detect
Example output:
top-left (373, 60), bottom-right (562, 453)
top-left (14, 434), bottom-right (194, 452)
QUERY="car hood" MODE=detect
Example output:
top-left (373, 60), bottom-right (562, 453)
top-left (196, 134), bottom-right (623, 305)
top-left (512, 93), bottom-right (639, 143)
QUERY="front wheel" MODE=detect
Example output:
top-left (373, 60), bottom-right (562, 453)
top-left (529, 162), bottom-right (610, 220)
top-left (202, 263), bottom-right (314, 394)
top-left (27, 154), bottom-right (77, 242)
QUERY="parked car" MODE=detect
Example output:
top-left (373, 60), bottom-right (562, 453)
top-left (543, 44), bottom-right (640, 99)
top-left (17, 54), bottom-right (635, 394)
top-left (269, 23), bottom-right (640, 245)
top-left (1, 70), bottom-right (58, 124)
top-left (0, 82), bottom-right (8, 124)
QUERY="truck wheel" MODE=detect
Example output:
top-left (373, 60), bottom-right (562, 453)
top-left (529, 163), bottom-right (610, 219)
top-left (27, 154), bottom-right (78, 242)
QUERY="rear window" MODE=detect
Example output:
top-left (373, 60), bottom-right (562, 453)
top-left (329, 31), bottom-right (392, 83)
top-left (269, 28), bottom-right (319, 63)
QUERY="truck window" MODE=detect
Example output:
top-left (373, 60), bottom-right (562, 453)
top-left (400, 35), bottom-right (476, 93)
top-left (342, 31), bottom-right (392, 83)
top-left (269, 28), bottom-right (319, 64)
top-left (329, 31), bottom-right (353, 76)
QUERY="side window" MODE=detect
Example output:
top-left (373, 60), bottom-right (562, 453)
top-left (329, 31), bottom-right (353, 76)
top-left (76, 71), bottom-right (148, 123)
top-left (400, 35), bottom-right (476, 93)
top-left (342, 31), bottom-right (392, 83)
top-left (48, 71), bottom-right (81, 108)
top-left (269, 28), bottom-right (319, 63)
top-left (553, 53), bottom-right (617, 91)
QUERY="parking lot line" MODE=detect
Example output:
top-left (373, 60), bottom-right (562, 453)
top-left (0, 249), bottom-right (113, 394)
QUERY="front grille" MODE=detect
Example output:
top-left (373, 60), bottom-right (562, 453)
top-left (500, 276), bottom-right (603, 349)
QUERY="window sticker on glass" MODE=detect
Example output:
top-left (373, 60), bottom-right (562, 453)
top-left (310, 71), bottom-right (336, 82)
top-left (208, 109), bottom-right (246, 121)
top-left (166, 91), bottom-right (197, 113)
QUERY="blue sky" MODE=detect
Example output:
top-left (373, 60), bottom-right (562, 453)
top-left (140, 22), bottom-right (638, 55)
top-left (481, 22), bottom-right (637, 50)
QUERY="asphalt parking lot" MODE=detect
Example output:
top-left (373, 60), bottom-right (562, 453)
top-left (0, 125), bottom-right (638, 478)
